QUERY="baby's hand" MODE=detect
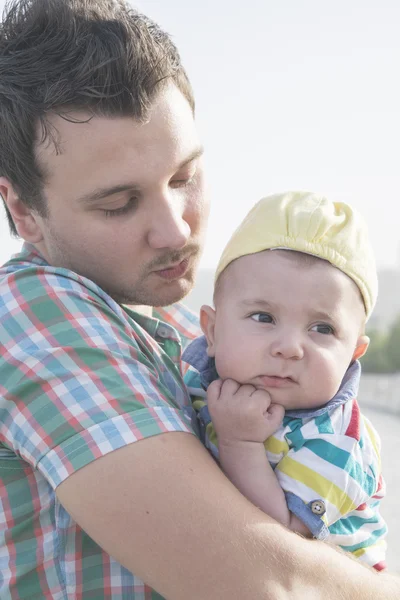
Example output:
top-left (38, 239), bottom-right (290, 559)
top-left (207, 379), bottom-right (285, 445)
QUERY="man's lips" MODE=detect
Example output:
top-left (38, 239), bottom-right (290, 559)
top-left (258, 375), bottom-right (296, 388)
top-left (153, 257), bottom-right (190, 280)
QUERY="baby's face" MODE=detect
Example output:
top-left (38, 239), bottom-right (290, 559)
top-left (201, 250), bottom-right (368, 411)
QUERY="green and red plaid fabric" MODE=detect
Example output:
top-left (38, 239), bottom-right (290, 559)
top-left (0, 244), bottom-right (201, 599)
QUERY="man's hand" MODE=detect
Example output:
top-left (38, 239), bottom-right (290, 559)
top-left (207, 378), bottom-right (285, 444)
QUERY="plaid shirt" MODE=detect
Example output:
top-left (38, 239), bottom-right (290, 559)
top-left (0, 244), bottom-right (201, 600)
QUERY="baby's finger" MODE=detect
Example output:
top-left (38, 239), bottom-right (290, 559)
top-left (207, 379), bottom-right (223, 403)
top-left (267, 403), bottom-right (285, 428)
top-left (220, 378), bottom-right (241, 397)
top-left (237, 383), bottom-right (257, 397)
top-left (250, 388), bottom-right (272, 409)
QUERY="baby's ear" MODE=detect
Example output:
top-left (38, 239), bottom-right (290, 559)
top-left (352, 335), bottom-right (370, 361)
top-left (200, 304), bottom-right (216, 357)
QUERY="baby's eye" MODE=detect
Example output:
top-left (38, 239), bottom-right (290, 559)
top-left (250, 312), bottom-right (273, 323)
top-left (311, 323), bottom-right (334, 335)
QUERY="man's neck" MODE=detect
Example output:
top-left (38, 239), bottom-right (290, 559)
top-left (129, 305), bottom-right (154, 317)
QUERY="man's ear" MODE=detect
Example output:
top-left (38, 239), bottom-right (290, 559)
top-left (200, 304), bottom-right (216, 357)
top-left (0, 177), bottom-right (44, 242)
top-left (352, 335), bottom-right (370, 361)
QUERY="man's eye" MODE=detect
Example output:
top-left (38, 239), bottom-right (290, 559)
top-left (170, 170), bottom-right (196, 189)
top-left (311, 323), bottom-right (334, 335)
top-left (250, 312), bottom-right (273, 323)
top-left (103, 197), bottom-right (138, 218)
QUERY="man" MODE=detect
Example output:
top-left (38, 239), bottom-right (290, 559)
top-left (0, 1), bottom-right (398, 598)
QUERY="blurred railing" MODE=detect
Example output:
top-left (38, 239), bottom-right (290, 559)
top-left (359, 374), bottom-right (400, 416)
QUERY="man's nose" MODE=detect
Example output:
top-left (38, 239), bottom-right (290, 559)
top-left (147, 191), bottom-right (191, 250)
top-left (270, 330), bottom-right (304, 360)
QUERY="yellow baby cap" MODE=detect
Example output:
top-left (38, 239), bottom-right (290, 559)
top-left (215, 191), bottom-right (377, 320)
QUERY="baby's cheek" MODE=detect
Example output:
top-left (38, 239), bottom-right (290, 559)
top-left (215, 352), bottom-right (242, 381)
top-left (214, 356), bottom-right (231, 380)
top-left (314, 363), bottom-right (343, 401)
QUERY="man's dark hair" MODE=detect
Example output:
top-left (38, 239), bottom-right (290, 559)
top-left (0, 0), bottom-right (194, 235)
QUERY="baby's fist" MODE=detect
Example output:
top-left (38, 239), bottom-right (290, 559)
top-left (207, 379), bottom-right (284, 444)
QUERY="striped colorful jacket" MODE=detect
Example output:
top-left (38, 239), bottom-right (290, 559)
top-left (184, 336), bottom-right (387, 570)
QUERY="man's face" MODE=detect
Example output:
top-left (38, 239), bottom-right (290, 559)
top-left (202, 250), bottom-right (367, 410)
top-left (31, 84), bottom-right (209, 306)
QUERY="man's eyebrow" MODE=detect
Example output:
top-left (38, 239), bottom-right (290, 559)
top-left (78, 184), bottom-right (141, 205)
top-left (177, 145), bottom-right (204, 170)
top-left (77, 145), bottom-right (204, 205)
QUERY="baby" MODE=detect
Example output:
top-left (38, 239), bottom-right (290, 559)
top-left (183, 191), bottom-right (387, 570)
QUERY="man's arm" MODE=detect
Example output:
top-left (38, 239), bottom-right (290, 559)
top-left (57, 431), bottom-right (399, 600)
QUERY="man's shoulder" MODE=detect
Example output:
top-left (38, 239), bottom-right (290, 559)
top-left (0, 244), bottom-right (129, 331)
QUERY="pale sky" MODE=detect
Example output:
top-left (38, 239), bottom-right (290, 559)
top-left (1, 0), bottom-right (400, 270)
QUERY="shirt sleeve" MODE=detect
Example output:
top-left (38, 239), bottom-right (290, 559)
top-left (274, 433), bottom-right (377, 539)
top-left (0, 268), bottom-right (195, 488)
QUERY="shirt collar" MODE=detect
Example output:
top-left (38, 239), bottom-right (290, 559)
top-left (153, 304), bottom-right (201, 346)
top-left (5, 242), bottom-right (47, 267)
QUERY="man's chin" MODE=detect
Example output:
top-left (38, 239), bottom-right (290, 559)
top-left (152, 276), bottom-right (195, 307)
top-left (117, 276), bottom-right (194, 308)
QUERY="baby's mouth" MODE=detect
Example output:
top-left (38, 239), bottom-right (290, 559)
top-left (258, 375), bottom-right (296, 388)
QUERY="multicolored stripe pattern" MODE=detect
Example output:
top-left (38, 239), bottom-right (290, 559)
top-left (186, 356), bottom-right (387, 570)
top-left (269, 400), bottom-right (387, 570)
top-left (0, 244), bottom-right (200, 599)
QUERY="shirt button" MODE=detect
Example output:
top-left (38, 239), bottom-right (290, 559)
top-left (311, 500), bottom-right (326, 516)
top-left (157, 325), bottom-right (170, 339)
